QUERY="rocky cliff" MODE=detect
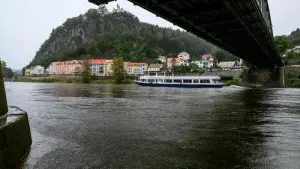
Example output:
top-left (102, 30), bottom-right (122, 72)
top-left (29, 6), bottom-right (235, 68)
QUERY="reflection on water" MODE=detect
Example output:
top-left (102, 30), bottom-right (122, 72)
top-left (4, 82), bottom-right (300, 169)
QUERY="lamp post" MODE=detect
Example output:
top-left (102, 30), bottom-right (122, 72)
top-left (0, 60), bottom-right (8, 116)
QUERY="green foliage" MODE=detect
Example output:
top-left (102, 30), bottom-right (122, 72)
top-left (275, 28), bottom-right (300, 57)
top-left (221, 76), bottom-right (234, 81)
top-left (172, 65), bottom-right (191, 74)
top-left (1, 60), bottom-right (14, 78)
top-left (274, 36), bottom-right (290, 56)
top-left (172, 64), bottom-right (204, 74)
top-left (92, 79), bottom-right (133, 84)
top-left (81, 60), bottom-right (91, 84)
top-left (1, 61), bottom-right (7, 68)
top-left (224, 79), bottom-right (241, 86)
top-left (154, 60), bottom-right (163, 64)
top-left (111, 57), bottom-right (125, 83)
top-left (28, 6), bottom-right (237, 68)
top-left (285, 51), bottom-right (296, 59)
top-left (288, 78), bottom-right (300, 88)
top-left (212, 48), bottom-right (237, 62)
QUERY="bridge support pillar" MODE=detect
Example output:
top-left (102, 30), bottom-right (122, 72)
top-left (0, 61), bottom-right (32, 168)
top-left (279, 67), bottom-right (286, 88)
top-left (242, 67), bottom-right (286, 88)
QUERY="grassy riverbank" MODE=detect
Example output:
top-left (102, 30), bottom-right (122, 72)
top-left (14, 77), bottom-right (240, 86)
top-left (223, 79), bottom-right (242, 86)
top-left (14, 78), bottom-right (134, 84)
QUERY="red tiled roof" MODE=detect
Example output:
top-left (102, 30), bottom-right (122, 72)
top-left (88, 59), bottom-right (106, 64)
top-left (167, 58), bottom-right (180, 63)
top-left (201, 55), bottom-right (214, 61)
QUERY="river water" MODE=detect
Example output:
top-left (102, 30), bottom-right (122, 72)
top-left (4, 82), bottom-right (300, 169)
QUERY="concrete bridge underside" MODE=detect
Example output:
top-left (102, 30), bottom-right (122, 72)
top-left (89, 0), bottom-right (283, 68)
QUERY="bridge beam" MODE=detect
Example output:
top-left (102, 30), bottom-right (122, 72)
top-left (88, 0), bottom-right (282, 68)
top-left (256, 0), bottom-right (272, 34)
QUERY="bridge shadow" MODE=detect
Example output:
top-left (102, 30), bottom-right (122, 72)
top-left (172, 89), bottom-right (272, 169)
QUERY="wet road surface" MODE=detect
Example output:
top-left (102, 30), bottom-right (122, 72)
top-left (5, 82), bottom-right (300, 169)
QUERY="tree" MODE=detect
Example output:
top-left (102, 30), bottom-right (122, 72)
top-left (285, 51), bottom-right (296, 59)
top-left (274, 36), bottom-right (290, 56)
top-left (81, 60), bottom-right (91, 84)
top-left (111, 57), bottom-right (125, 83)
top-left (190, 63), bottom-right (200, 72)
top-left (1, 61), bottom-right (7, 69)
top-left (98, 5), bottom-right (108, 15)
top-left (154, 60), bottom-right (162, 64)
top-left (172, 65), bottom-right (191, 74)
top-left (28, 7), bottom-right (239, 68)
top-left (1, 60), bottom-right (14, 78)
top-left (211, 46), bottom-right (217, 56)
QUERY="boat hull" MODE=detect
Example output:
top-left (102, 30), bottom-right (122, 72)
top-left (135, 81), bottom-right (223, 88)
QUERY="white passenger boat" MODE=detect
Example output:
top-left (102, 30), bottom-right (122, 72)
top-left (135, 72), bottom-right (223, 88)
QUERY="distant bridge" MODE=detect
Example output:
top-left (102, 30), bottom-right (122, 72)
top-left (89, 0), bottom-right (283, 68)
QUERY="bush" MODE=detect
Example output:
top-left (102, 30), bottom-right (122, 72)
top-left (295, 82), bottom-right (300, 88)
top-left (224, 79), bottom-right (241, 86)
top-left (91, 75), bottom-right (97, 80)
top-left (221, 76), bottom-right (233, 81)
top-left (65, 78), bottom-right (73, 83)
top-left (114, 73), bottom-right (125, 84)
top-left (122, 79), bottom-right (134, 84)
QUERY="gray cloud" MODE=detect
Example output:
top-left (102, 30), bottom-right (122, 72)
top-left (0, 0), bottom-right (299, 69)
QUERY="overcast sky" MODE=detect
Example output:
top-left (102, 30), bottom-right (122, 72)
top-left (0, 0), bottom-right (299, 69)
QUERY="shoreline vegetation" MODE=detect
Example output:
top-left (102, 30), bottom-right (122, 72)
top-left (13, 77), bottom-right (134, 84)
top-left (12, 76), bottom-right (241, 86)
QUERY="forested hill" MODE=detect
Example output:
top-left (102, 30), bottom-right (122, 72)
top-left (29, 6), bottom-right (235, 68)
top-left (275, 28), bottom-right (300, 56)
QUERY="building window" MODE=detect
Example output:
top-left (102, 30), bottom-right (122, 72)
top-left (183, 80), bottom-right (192, 83)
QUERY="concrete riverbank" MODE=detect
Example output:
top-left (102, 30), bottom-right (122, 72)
top-left (0, 62), bottom-right (32, 168)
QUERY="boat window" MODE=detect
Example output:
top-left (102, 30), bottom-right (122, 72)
top-left (149, 73), bottom-right (156, 76)
top-left (141, 79), bottom-right (145, 82)
top-left (174, 79), bottom-right (182, 83)
top-left (183, 80), bottom-right (192, 83)
top-left (165, 79), bottom-right (172, 83)
top-left (148, 79), bottom-right (155, 83)
top-left (157, 73), bottom-right (164, 76)
top-left (213, 79), bottom-right (220, 83)
top-left (200, 80), bottom-right (210, 83)
top-left (157, 79), bottom-right (163, 83)
top-left (193, 80), bottom-right (199, 83)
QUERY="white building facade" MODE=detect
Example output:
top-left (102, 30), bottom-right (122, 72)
top-left (178, 52), bottom-right (190, 61)
top-left (158, 56), bottom-right (166, 63)
top-left (191, 61), bottom-right (204, 68)
top-left (30, 65), bottom-right (45, 76)
top-left (46, 64), bottom-right (53, 75)
top-left (88, 59), bottom-right (106, 76)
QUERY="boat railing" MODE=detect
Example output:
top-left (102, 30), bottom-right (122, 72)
top-left (172, 73), bottom-right (204, 76)
top-left (141, 71), bottom-right (206, 77)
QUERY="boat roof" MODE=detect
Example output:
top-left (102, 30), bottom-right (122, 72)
top-left (141, 76), bottom-right (221, 79)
